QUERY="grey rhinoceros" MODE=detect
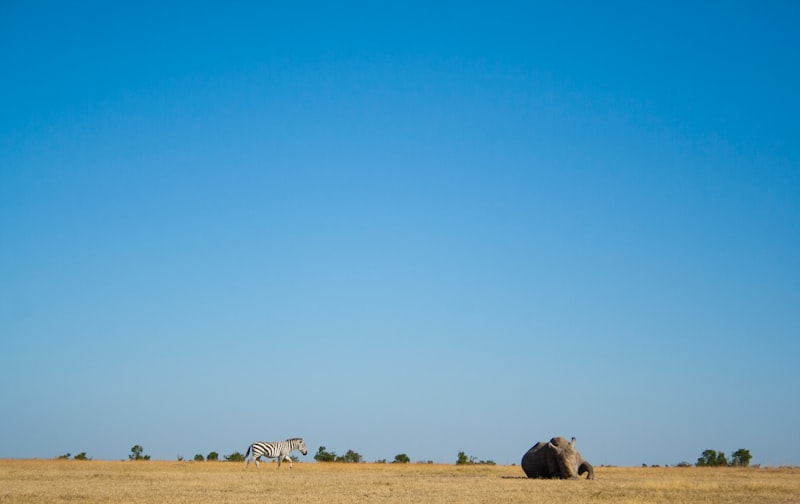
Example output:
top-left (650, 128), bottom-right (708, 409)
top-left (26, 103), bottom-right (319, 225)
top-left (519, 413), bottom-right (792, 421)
top-left (521, 436), bottom-right (594, 480)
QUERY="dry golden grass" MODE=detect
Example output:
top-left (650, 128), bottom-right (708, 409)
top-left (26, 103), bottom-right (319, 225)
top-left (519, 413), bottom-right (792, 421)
top-left (1, 459), bottom-right (798, 503)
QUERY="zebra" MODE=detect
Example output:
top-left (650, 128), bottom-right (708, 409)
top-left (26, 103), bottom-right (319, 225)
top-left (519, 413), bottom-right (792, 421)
top-left (244, 437), bottom-right (308, 468)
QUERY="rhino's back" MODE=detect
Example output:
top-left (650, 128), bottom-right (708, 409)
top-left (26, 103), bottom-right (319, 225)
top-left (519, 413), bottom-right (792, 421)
top-left (521, 441), bottom-right (554, 478)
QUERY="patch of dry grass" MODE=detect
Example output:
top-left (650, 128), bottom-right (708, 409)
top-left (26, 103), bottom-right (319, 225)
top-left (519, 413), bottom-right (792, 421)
top-left (1, 459), bottom-right (798, 503)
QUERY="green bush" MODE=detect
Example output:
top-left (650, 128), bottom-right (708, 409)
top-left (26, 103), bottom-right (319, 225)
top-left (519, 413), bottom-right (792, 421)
top-left (731, 449), bottom-right (752, 467)
top-left (339, 450), bottom-right (363, 463)
top-left (456, 451), bottom-right (495, 465)
top-left (392, 453), bottom-right (410, 464)
top-left (313, 446), bottom-right (363, 463)
top-left (696, 448), bottom-right (751, 467)
top-left (57, 452), bottom-right (90, 460)
top-left (129, 445), bottom-right (150, 461)
top-left (314, 446), bottom-right (337, 462)
top-left (224, 452), bottom-right (245, 462)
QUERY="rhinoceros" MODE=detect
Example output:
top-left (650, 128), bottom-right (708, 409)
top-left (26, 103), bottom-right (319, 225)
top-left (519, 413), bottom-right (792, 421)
top-left (521, 436), bottom-right (594, 479)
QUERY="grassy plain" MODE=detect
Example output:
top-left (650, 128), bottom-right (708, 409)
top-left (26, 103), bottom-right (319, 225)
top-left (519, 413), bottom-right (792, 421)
top-left (1, 459), bottom-right (798, 504)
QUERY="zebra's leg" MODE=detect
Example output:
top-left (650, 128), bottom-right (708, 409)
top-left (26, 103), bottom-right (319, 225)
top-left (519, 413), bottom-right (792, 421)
top-left (285, 454), bottom-right (294, 469)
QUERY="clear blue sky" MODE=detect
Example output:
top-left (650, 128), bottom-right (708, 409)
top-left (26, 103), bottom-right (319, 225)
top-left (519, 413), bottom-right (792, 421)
top-left (2, 1), bottom-right (798, 466)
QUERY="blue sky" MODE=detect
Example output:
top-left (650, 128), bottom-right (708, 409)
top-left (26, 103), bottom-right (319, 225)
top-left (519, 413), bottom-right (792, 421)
top-left (1, 1), bottom-right (799, 466)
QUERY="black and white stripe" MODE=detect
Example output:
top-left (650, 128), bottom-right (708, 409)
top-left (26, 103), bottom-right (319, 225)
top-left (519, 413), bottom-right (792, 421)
top-left (244, 438), bottom-right (308, 468)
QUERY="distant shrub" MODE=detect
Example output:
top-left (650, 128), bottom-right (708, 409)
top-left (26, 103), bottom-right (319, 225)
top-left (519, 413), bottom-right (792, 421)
top-left (207, 452), bottom-right (219, 461)
top-left (224, 452), bottom-right (245, 462)
top-left (57, 452), bottom-right (90, 460)
top-left (696, 448), bottom-right (751, 467)
top-left (194, 454), bottom-right (205, 462)
top-left (314, 446), bottom-right (337, 462)
top-left (129, 445), bottom-right (150, 461)
top-left (392, 453), bottom-right (410, 464)
top-left (456, 451), bottom-right (495, 465)
top-left (313, 446), bottom-right (363, 462)
top-left (339, 450), bottom-right (363, 463)
top-left (731, 449), bottom-right (752, 467)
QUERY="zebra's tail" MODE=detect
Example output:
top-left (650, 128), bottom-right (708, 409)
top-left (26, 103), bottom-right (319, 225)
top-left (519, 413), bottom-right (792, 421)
top-left (244, 444), bottom-right (251, 461)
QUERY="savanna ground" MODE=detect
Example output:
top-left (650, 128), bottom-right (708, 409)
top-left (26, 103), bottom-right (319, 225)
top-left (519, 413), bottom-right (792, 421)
top-left (1, 459), bottom-right (798, 504)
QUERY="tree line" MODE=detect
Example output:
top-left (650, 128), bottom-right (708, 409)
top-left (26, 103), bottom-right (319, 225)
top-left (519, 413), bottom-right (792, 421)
top-left (695, 448), bottom-right (752, 467)
top-left (58, 445), bottom-right (491, 464)
top-left (56, 445), bottom-right (752, 467)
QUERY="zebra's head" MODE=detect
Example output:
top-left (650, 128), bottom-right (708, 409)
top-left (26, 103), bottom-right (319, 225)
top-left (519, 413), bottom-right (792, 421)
top-left (293, 438), bottom-right (308, 456)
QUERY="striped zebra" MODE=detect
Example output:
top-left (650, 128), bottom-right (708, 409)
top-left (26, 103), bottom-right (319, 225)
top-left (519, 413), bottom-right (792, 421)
top-left (244, 438), bottom-right (308, 468)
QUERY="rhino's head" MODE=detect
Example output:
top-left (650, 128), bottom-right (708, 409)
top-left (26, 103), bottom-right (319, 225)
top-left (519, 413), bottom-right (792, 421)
top-left (547, 437), bottom-right (591, 479)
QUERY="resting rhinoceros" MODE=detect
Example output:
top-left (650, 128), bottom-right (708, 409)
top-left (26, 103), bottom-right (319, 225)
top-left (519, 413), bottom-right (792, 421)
top-left (521, 436), bottom-right (594, 480)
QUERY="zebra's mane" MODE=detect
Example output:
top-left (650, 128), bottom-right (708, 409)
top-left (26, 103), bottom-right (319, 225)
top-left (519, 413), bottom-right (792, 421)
top-left (287, 437), bottom-right (303, 442)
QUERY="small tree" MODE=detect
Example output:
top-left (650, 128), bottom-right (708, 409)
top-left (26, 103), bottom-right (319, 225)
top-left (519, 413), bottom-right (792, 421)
top-left (731, 449), bottom-right (752, 467)
top-left (696, 449), bottom-right (717, 467)
top-left (73, 452), bottom-right (89, 460)
top-left (129, 445), bottom-right (150, 461)
top-left (339, 450), bottom-right (363, 463)
top-left (314, 446), bottom-right (337, 462)
top-left (194, 454), bottom-right (204, 462)
top-left (225, 452), bottom-right (245, 462)
top-left (207, 451), bottom-right (219, 461)
top-left (456, 451), bottom-right (494, 465)
top-left (392, 453), bottom-right (410, 464)
top-left (696, 448), bottom-right (744, 467)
